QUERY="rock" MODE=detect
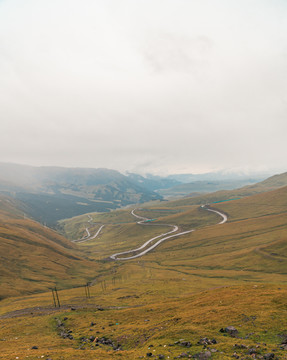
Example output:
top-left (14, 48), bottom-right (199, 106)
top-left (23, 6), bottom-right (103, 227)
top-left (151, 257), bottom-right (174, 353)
top-left (177, 352), bottom-right (188, 358)
top-left (224, 326), bottom-right (239, 337)
top-left (146, 352), bottom-right (153, 357)
top-left (180, 341), bottom-right (192, 347)
top-left (248, 348), bottom-right (257, 355)
top-left (234, 344), bottom-right (248, 349)
top-left (175, 340), bottom-right (192, 347)
top-left (198, 338), bottom-right (217, 346)
top-left (31, 346), bottom-right (38, 349)
top-left (194, 350), bottom-right (212, 359)
top-left (263, 354), bottom-right (275, 360)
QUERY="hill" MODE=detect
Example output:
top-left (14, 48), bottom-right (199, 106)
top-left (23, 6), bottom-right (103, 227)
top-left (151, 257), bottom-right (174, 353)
top-left (1, 185), bottom-right (287, 359)
top-left (157, 178), bottom-right (260, 198)
top-left (0, 194), bottom-right (99, 299)
top-left (0, 163), bottom-right (163, 226)
top-left (155, 171), bottom-right (287, 208)
top-left (61, 185), bottom-right (287, 283)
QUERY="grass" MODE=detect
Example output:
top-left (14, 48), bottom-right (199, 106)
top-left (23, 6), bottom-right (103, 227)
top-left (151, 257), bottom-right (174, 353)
top-left (1, 284), bottom-right (287, 359)
top-left (0, 205), bottom-right (99, 299)
top-left (1, 186), bottom-right (287, 358)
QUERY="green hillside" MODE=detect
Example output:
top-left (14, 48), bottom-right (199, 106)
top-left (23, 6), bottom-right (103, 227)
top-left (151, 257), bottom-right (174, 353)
top-left (0, 195), bottom-right (99, 299)
top-left (0, 164), bottom-right (163, 226)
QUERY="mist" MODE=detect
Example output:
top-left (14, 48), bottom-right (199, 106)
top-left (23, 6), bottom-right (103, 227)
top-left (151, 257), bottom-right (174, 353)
top-left (0, 0), bottom-right (286, 175)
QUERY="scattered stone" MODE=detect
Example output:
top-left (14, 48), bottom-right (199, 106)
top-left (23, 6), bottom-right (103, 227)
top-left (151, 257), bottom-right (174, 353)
top-left (174, 340), bottom-right (192, 348)
top-left (63, 317), bottom-right (68, 321)
top-left (91, 336), bottom-right (121, 350)
top-left (146, 352), bottom-right (153, 357)
top-left (31, 346), bottom-right (38, 349)
top-left (232, 353), bottom-right (239, 359)
top-left (220, 326), bottom-right (238, 337)
top-left (234, 344), bottom-right (248, 349)
top-left (263, 354), bottom-right (275, 360)
top-left (177, 352), bottom-right (188, 358)
top-left (248, 348), bottom-right (257, 355)
top-left (180, 341), bottom-right (192, 348)
top-left (70, 307), bottom-right (76, 311)
top-left (198, 338), bottom-right (217, 345)
top-left (158, 355), bottom-right (165, 359)
top-left (90, 322), bottom-right (96, 326)
top-left (193, 350), bottom-right (212, 359)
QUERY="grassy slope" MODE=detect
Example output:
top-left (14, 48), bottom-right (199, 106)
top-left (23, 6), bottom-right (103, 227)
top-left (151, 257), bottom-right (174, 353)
top-left (1, 283), bottom-right (287, 359)
top-left (0, 195), bottom-right (99, 298)
top-left (156, 171), bottom-right (287, 207)
top-left (1, 186), bottom-right (287, 358)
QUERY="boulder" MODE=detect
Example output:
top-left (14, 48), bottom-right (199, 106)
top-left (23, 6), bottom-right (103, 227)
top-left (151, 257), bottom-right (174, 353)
top-left (263, 354), bottom-right (275, 360)
top-left (221, 326), bottom-right (238, 337)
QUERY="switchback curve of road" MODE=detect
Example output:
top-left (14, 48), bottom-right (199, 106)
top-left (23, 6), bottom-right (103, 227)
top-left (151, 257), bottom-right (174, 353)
top-left (72, 215), bottom-right (104, 243)
top-left (109, 205), bottom-right (227, 261)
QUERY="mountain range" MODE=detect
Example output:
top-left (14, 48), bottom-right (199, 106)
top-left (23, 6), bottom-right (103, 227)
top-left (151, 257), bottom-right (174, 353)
top-left (0, 163), bottom-right (269, 226)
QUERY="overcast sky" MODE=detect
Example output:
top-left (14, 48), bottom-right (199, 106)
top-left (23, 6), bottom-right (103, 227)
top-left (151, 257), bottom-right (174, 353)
top-left (0, 0), bottom-right (286, 175)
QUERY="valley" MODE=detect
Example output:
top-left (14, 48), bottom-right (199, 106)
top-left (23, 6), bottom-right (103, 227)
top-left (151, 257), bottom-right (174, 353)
top-left (0, 170), bottom-right (287, 359)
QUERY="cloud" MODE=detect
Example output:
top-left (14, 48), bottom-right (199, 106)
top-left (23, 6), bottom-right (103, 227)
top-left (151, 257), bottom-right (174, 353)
top-left (0, 0), bottom-right (286, 174)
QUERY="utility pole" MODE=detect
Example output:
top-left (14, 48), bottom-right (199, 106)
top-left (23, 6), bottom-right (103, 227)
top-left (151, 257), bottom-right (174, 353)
top-left (84, 283), bottom-right (91, 298)
top-left (54, 287), bottom-right (61, 307)
top-left (51, 288), bottom-right (57, 308)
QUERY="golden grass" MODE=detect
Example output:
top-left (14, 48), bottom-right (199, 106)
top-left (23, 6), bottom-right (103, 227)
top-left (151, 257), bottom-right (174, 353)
top-left (1, 186), bottom-right (287, 358)
top-left (1, 284), bottom-right (287, 359)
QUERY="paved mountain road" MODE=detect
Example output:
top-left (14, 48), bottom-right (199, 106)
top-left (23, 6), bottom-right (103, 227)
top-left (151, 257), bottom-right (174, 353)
top-left (109, 205), bottom-right (227, 261)
top-left (72, 215), bottom-right (104, 243)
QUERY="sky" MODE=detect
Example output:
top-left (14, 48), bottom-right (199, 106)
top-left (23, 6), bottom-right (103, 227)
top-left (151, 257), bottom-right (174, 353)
top-left (0, 0), bottom-right (286, 175)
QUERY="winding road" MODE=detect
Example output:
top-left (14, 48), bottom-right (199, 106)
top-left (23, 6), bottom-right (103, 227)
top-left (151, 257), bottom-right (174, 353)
top-left (72, 215), bottom-right (104, 243)
top-left (109, 205), bottom-right (227, 261)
